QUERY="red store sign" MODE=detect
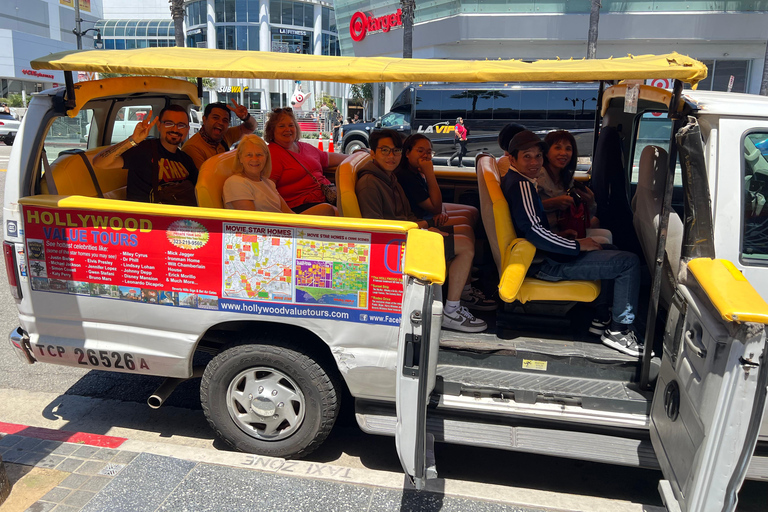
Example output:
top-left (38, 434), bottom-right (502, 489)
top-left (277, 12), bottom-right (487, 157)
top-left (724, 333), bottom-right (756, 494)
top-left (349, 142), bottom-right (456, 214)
top-left (350, 9), bottom-right (403, 42)
top-left (22, 69), bottom-right (55, 80)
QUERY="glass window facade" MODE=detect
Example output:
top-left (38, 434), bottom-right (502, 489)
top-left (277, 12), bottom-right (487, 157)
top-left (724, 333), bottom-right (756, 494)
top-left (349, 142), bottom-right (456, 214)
top-left (270, 0), bottom-right (315, 28)
top-left (95, 20), bottom-right (176, 50)
top-left (271, 28), bottom-right (312, 54)
top-left (186, 0), bottom-right (206, 27)
top-left (695, 59), bottom-right (750, 93)
top-left (215, 0), bottom-right (262, 22)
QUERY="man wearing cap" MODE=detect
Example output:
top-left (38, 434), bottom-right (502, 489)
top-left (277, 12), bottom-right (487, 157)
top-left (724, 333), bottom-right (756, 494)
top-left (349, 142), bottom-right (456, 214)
top-left (500, 130), bottom-right (644, 357)
top-left (182, 100), bottom-right (257, 169)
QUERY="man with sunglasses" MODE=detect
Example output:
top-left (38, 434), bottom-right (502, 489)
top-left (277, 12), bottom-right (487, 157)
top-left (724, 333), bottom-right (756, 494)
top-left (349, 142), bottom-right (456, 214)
top-left (356, 129), bottom-right (487, 333)
top-left (182, 99), bottom-right (257, 169)
top-left (93, 105), bottom-right (198, 204)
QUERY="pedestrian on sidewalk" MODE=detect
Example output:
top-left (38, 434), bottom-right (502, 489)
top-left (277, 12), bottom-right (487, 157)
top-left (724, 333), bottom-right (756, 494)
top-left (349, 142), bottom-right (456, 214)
top-left (449, 117), bottom-right (467, 167)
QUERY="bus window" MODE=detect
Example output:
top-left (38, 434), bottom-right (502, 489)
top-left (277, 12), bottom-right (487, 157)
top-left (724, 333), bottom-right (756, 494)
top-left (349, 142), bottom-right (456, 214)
top-left (441, 90), bottom-right (468, 120)
top-left (414, 89), bottom-right (441, 120)
top-left (519, 90), bottom-right (548, 120)
top-left (743, 132), bottom-right (768, 261)
top-left (547, 90), bottom-right (574, 120)
top-left (464, 89), bottom-right (494, 120)
top-left (492, 89), bottom-right (520, 120)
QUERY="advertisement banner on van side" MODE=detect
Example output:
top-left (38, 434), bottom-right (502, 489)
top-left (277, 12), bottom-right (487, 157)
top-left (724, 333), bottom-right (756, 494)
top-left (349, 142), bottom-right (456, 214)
top-left (21, 207), bottom-right (404, 325)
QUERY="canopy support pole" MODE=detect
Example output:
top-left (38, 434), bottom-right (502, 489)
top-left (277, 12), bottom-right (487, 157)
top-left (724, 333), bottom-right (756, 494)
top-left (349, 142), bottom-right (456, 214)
top-left (593, 80), bottom-right (606, 157)
top-left (64, 71), bottom-right (76, 110)
top-left (640, 78), bottom-right (684, 389)
top-left (197, 78), bottom-right (203, 100)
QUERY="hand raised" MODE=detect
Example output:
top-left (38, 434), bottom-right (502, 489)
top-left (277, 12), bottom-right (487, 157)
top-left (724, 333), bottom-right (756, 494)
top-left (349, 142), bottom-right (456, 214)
top-left (131, 111), bottom-right (158, 143)
top-left (227, 99), bottom-right (248, 120)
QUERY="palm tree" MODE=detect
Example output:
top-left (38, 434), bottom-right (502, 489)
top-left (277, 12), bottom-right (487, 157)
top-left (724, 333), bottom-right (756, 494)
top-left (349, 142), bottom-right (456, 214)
top-left (401, 0), bottom-right (415, 58)
top-left (587, 0), bottom-right (600, 59)
top-left (169, 0), bottom-right (185, 48)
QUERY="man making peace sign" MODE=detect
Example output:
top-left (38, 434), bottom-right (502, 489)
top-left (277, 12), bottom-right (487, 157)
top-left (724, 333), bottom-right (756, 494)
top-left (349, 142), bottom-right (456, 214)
top-left (183, 99), bottom-right (258, 169)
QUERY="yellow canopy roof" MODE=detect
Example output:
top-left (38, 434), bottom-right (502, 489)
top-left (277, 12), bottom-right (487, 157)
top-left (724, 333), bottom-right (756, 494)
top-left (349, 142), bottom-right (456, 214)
top-left (31, 48), bottom-right (707, 86)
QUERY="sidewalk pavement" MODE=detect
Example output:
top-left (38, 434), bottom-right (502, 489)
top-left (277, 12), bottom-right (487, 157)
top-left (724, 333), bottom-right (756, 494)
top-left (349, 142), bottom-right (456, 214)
top-left (0, 422), bottom-right (661, 512)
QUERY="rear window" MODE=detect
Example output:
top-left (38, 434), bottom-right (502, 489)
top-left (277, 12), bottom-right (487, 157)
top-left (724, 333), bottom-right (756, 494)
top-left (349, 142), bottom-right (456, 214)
top-left (0, 113), bottom-right (15, 121)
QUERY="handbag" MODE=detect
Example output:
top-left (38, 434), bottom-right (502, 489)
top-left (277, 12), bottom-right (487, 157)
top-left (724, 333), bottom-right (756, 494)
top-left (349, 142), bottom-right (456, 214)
top-left (559, 200), bottom-right (591, 239)
top-left (149, 140), bottom-right (198, 206)
top-left (283, 145), bottom-right (337, 205)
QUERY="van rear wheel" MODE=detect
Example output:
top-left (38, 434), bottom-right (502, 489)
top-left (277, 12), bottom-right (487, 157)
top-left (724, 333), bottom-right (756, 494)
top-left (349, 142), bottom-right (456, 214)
top-left (344, 139), bottom-right (366, 155)
top-left (200, 342), bottom-right (339, 459)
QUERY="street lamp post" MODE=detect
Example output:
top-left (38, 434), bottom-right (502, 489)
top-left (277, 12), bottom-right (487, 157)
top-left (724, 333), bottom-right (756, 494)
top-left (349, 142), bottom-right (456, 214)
top-left (72, 1), bottom-right (102, 50)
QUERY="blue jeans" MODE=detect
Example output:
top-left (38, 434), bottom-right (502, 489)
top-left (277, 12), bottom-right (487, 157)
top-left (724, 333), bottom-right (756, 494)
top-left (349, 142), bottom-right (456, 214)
top-left (535, 250), bottom-right (640, 326)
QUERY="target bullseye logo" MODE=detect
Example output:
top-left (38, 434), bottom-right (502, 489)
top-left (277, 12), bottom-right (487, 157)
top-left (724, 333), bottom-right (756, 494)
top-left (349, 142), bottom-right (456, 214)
top-left (349, 9), bottom-right (403, 42)
top-left (350, 12), bottom-right (367, 42)
top-left (648, 78), bottom-right (673, 89)
top-left (295, 93), bottom-right (304, 103)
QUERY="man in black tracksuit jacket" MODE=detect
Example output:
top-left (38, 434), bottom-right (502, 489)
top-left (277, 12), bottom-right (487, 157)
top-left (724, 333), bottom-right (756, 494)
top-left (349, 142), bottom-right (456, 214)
top-left (500, 130), bottom-right (644, 357)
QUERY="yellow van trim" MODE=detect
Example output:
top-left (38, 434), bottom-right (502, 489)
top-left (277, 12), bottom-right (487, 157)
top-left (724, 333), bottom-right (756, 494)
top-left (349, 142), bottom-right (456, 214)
top-left (19, 196), bottom-right (418, 234)
top-left (404, 229), bottom-right (446, 285)
top-left (601, 84), bottom-right (675, 117)
top-left (32, 49), bottom-right (707, 86)
top-left (68, 76), bottom-right (201, 117)
top-left (688, 258), bottom-right (768, 324)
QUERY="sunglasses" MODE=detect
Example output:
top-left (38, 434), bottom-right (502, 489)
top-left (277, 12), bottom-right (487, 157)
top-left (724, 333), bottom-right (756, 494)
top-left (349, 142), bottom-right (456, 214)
top-left (272, 107), bottom-right (294, 113)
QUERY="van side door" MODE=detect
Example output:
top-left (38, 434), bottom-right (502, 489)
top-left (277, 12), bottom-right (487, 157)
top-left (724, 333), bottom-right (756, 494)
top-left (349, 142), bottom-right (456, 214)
top-left (393, 230), bottom-right (445, 489)
top-left (650, 258), bottom-right (768, 511)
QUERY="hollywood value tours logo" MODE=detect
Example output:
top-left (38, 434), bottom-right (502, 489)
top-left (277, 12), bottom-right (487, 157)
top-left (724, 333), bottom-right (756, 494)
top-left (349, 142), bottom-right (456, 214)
top-left (349, 9), bottom-right (403, 42)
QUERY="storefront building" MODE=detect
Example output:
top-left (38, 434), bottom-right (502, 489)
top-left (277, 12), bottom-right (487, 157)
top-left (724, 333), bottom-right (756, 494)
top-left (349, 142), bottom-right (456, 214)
top-left (94, 19), bottom-right (177, 49)
top-left (333, 0), bottom-right (768, 116)
top-left (0, 0), bottom-right (103, 103)
top-left (184, 0), bottom-right (345, 111)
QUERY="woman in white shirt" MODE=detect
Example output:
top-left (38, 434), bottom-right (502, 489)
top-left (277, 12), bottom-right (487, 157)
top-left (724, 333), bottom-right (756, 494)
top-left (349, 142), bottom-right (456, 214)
top-left (222, 134), bottom-right (335, 216)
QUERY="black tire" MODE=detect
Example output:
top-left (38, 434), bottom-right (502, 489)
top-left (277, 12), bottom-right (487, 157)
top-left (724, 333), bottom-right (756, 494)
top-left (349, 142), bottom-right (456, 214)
top-left (200, 342), bottom-right (339, 459)
top-left (3, 137), bottom-right (12, 146)
top-left (344, 139), bottom-right (366, 155)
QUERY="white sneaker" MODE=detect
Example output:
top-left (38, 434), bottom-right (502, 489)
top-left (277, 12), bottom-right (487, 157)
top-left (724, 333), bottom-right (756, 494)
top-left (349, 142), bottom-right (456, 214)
top-left (460, 287), bottom-right (497, 311)
top-left (442, 306), bottom-right (487, 333)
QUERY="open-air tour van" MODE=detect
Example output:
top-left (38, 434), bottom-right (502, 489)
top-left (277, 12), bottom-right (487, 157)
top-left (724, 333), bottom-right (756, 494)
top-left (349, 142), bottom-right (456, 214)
top-left (4, 48), bottom-right (768, 511)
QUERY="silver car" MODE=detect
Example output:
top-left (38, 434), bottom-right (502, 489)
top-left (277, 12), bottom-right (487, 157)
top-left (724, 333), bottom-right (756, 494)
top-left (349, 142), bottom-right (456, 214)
top-left (0, 113), bottom-right (20, 146)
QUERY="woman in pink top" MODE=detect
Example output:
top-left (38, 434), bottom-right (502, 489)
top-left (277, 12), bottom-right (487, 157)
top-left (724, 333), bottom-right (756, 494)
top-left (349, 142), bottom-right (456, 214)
top-left (265, 108), bottom-right (346, 213)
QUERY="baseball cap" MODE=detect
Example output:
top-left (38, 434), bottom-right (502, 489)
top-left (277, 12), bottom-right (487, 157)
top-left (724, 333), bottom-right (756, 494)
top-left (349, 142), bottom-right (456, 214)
top-left (508, 130), bottom-right (546, 154)
top-left (498, 123), bottom-right (526, 153)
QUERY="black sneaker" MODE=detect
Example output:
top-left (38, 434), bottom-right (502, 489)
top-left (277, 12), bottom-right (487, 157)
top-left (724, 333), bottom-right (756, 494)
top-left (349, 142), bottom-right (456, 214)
top-left (601, 329), bottom-right (644, 357)
top-left (460, 287), bottom-right (497, 311)
top-left (588, 317), bottom-right (610, 336)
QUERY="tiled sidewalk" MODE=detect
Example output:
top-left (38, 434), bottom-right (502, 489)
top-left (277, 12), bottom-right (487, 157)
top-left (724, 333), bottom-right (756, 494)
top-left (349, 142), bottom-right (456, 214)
top-left (0, 434), bottom-right (546, 512)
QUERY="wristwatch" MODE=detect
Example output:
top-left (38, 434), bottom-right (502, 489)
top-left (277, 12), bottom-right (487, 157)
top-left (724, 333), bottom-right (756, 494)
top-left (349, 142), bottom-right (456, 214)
top-left (240, 113), bottom-right (252, 122)
top-left (128, 138), bottom-right (137, 147)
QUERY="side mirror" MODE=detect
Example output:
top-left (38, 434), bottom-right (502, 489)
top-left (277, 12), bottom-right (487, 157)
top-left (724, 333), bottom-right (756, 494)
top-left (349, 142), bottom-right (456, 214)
top-left (375, 120), bottom-right (382, 128)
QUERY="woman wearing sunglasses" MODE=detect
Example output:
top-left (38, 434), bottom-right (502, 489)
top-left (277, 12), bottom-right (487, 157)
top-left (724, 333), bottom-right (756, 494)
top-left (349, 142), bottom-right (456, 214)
top-left (265, 107), bottom-right (347, 213)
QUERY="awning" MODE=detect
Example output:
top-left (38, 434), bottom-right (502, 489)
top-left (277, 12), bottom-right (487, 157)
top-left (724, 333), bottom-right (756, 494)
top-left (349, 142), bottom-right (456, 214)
top-left (31, 48), bottom-right (707, 86)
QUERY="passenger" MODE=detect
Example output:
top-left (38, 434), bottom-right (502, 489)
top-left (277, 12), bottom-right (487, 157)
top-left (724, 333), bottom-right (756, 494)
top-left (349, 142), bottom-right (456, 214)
top-left (448, 117), bottom-right (468, 167)
top-left (539, 130), bottom-right (612, 244)
top-left (93, 105), bottom-right (197, 205)
top-left (182, 100), bottom-right (257, 169)
top-left (496, 123), bottom-right (526, 174)
top-left (397, 134), bottom-right (493, 310)
top-left (398, 134), bottom-right (479, 228)
top-left (501, 130), bottom-right (644, 357)
top-left (265, 107), bottom-right (346, 213)
top-left (222, 134), bottom-right (335, 216)
top-left (356, 129), bottom-right (490, 332)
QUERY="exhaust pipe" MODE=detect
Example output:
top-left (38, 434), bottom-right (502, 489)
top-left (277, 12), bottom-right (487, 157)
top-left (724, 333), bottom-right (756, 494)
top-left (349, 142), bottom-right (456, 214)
top-left (148, 366), bottom-right (205, 409)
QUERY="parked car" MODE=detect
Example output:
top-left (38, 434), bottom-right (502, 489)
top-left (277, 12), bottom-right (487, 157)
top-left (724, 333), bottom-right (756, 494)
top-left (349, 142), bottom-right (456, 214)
top-left (0, 113), bottom-right (20, 146)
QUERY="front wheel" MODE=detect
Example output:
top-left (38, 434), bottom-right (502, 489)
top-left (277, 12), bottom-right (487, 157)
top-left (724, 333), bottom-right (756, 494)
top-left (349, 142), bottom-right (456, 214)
top-left (201, 342), bottom-right (339, 459)
top-left (344, 139), bottom-right (366, 155)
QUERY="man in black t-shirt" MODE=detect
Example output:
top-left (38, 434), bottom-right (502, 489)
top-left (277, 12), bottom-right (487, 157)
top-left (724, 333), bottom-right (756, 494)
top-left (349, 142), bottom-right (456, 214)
top-left (93, 105), bottom-right (197, 203)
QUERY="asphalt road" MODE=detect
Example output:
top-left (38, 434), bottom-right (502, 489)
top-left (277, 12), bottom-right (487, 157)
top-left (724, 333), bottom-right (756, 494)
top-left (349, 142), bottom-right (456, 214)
top-left (0, 144), bottom-right (765, 510)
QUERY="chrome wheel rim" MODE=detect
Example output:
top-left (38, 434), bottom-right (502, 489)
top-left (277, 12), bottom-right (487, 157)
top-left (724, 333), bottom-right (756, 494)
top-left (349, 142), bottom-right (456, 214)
top-left (226, 366), bottom-right (306, 441)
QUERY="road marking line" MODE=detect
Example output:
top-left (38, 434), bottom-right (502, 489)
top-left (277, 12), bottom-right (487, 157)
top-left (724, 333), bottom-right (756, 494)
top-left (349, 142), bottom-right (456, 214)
top-left (0, 420), bottom-right (128, 448)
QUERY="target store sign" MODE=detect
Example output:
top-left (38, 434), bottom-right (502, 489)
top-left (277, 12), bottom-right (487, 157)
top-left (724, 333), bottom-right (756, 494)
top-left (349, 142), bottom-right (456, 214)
top-left (350, 9), bottom-right (403, 42)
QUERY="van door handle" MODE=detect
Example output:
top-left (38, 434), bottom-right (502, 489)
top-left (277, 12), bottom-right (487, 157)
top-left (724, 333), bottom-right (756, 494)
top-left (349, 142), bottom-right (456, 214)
top-left (684, 329), bottom-right (707, 359)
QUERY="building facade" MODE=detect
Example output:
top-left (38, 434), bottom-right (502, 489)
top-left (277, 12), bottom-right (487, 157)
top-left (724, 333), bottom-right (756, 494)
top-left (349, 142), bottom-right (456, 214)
top-left (94, 19), bottom-right (177, 49)
top-left (0, 0), bottom-right (103, 102)
top-left (184, 0), bottom-right (344, 111)
top-left (332, 0), bottom-right (768, 116)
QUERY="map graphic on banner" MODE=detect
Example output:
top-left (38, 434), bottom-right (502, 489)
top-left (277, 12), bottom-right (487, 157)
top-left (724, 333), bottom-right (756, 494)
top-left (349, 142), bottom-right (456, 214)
top-left (295, 229), bottom-right (370, 309)
top-left (223, 223), bottom-right (294, 302)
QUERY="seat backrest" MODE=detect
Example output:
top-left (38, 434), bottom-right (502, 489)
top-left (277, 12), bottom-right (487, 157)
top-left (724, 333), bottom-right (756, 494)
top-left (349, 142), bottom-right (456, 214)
top-left (336, 150), bottom-right (371, 218)
top-left (631, 145), bottom-right (683, 302)
top-left (41, 147), bottom-right (128, 199)
top-left (196, 150), bottom-right (237, 208)
top-left (477, 153), bottom-right (517, 275)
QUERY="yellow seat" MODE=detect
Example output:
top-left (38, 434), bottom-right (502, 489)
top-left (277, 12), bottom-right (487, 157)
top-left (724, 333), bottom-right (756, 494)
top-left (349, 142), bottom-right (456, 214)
top-left (335, 150), bottom-right (372, 218)
top-left (41, 147), bottom-right (128, 199)
top-left (195, 150), bottom-right (237, 208)
top-left (476, 153), bottom-right (600, 304)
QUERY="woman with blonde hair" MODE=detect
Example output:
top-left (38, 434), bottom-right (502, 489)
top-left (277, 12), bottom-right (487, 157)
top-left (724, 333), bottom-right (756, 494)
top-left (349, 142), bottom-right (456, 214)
top-left (222, 134), bottom-right (335, 215)
top-left (265, 107), bottom-right (346, 213)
